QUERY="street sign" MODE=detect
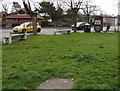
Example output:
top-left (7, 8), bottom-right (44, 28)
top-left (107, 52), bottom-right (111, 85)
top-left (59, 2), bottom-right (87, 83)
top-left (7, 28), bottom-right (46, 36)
top-left (95, 20), bottom-right (101, 25)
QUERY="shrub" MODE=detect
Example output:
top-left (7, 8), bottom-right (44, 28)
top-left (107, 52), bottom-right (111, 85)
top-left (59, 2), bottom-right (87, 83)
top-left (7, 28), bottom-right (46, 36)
top-left (12, 23), bottom-right (21, 27)
top-left (41, 20), bottom-right (48, 27)
top-left (62, 23), bottom-right (71, 27)
top-left (2, 24), bottom-right (6, 27)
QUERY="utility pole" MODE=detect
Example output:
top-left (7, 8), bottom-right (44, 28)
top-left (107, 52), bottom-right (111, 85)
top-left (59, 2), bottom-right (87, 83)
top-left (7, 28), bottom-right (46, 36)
top-left (118, 1), bottom-right (120, 31)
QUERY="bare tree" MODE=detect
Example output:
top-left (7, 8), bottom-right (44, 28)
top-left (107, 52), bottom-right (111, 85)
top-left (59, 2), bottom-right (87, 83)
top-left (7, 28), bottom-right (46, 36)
top-left (81, 0), bottom-right (100, 23)
top-left (63, 0), bottom-right (83, 32)
top-left (22, 0), bottom-right (37, 35)
top-left (11, 2), bottom-right (21, 13)
top-left (0, 0), bottom-right (11, 14)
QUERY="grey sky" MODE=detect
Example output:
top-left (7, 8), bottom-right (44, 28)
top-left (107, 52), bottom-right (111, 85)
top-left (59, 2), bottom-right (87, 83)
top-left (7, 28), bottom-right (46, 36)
top-left (93, 0), bottom-right (118, 16)
top-left (0, 0), bottom-right (118, 16)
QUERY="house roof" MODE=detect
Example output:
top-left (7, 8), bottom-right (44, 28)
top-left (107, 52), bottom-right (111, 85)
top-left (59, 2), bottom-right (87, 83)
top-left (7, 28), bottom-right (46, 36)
top-left (6, 14), bottom-right (44, 19)
top-left (10, 9), bottom-right (27, 15)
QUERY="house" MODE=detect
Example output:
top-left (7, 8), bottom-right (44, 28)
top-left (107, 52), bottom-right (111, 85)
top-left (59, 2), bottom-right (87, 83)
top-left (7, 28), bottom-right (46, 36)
top-left (5, 9), bottom-right (44, 27)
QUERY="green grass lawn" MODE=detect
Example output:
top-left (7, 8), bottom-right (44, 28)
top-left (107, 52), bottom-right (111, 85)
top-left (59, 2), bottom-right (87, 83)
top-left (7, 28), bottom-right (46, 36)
top-left (2, 32), bottom-right (118, 90)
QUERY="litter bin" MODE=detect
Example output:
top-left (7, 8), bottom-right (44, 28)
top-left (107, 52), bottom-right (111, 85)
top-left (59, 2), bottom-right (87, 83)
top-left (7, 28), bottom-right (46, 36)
top-left (84, 24), bottom-right (91, 32)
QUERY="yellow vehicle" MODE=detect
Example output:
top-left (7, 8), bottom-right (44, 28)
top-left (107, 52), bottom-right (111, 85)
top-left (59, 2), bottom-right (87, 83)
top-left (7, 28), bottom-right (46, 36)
top-left (13, 22), bottom-right (41, 33)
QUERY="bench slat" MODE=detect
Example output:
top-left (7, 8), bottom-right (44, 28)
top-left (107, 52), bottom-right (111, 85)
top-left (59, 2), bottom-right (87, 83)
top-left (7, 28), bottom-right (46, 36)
top-left (11, 32), bottom-right (25, 34)
top-left (54, 29), bottom-right (71, 35)
top-left (12, 35), bottom-right (24, 38)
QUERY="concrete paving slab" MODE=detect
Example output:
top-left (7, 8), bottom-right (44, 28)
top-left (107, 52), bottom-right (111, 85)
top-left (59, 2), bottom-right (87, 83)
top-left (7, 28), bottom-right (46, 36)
top-left (36, 78), bottom-right (74, 90)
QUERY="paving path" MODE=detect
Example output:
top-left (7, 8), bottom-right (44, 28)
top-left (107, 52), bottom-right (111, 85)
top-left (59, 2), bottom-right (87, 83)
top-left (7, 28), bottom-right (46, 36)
top-left (36, 78), bottom-right (74, 90)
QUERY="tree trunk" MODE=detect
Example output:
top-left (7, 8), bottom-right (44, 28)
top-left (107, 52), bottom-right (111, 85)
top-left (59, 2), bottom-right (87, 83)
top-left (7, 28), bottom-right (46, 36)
top-left (31, 13), bottom-right (37, 35)
top-left (73, 13), bottom-right (77, 32)
top-left (74, 21), bottom-right (77, 32)
top-left (87, 14), bottom-right (90, 23)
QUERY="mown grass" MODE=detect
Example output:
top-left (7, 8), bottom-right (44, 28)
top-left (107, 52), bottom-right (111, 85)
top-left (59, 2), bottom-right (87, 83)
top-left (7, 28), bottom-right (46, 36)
top-left (2, 32), bottom-right (118, 90)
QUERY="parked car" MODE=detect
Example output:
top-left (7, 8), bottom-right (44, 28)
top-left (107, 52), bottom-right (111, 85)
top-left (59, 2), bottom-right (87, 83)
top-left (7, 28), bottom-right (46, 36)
top-left (71, 22), bottom-right (90, 30)
top-left (13, 22), bottom-right (41, 33)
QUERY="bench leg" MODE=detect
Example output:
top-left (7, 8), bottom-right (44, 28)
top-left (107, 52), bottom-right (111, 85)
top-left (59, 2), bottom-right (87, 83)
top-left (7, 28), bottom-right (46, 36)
top-left (8, 32), bottom-right (12, 44)
top-left (19, 36), bottom-right (23, 40)
top-left (8, 37), bottom-right (12, 44)
top-left (20, 33), bottom-right (27, 40)
top-left (67, 30), bottom-right (71, 34)
top-left (8, 36), bottom-right (12, 44)
top-left (2, 38), bottom-right (7, 44)
top-left (24, 34), bottom-right (27, 40)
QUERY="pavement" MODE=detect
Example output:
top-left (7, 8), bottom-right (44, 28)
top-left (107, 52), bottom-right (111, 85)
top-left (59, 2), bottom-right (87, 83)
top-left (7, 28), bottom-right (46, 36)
top-left (36, 78), bottom-right (74, 90)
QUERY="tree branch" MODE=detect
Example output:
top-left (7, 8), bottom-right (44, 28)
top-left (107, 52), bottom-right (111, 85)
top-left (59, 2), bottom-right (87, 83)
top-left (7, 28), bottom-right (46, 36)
top-left (23, 0), bottom-right (31, 15)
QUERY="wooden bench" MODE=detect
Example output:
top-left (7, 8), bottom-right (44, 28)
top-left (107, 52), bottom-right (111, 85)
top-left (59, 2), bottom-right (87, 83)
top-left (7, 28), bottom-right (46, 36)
top-left (53, 29), bottom-right (71, 35)
top-left (3, 32), bottom-right (27, 44)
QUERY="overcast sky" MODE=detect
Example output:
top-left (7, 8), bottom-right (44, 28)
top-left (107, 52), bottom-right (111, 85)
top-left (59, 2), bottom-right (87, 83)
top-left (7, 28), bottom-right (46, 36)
top-left (93, 0), bottom-right (118, 16)
top-left (0, 0), bottom-right (118, 16)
